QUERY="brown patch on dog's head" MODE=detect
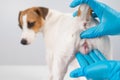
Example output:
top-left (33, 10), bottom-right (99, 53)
top-left (18, 7), bottom-right (48, 33)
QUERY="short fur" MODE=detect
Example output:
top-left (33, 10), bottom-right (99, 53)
top-left (18, 4), bottom-right (111, 80)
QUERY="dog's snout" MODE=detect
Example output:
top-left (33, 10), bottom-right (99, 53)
top-left (21, 39), bottom-right (28, 45)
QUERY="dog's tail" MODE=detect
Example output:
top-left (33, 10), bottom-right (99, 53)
top-left (77, 4), bottom-right (92, 21)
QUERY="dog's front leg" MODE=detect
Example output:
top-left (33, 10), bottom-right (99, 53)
top-left (46, 50), bottom-right (54, 80)
top-left (52, 55), bottom-right (67, 80)
top-left (52, 55), bottom-right (69, 80)
top-left (52, 54), bottom-right (74, 80)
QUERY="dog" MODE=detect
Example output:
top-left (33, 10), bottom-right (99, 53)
top-left (18, 4), bottom-right (111, 80)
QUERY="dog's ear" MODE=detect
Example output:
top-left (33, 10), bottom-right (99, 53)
top-left (18, 11), bottom-right (22, 29)
top-left (40, 7), bottom-right (48, 19)
top-left (35, 7), bottom-right (48, 19)
top-left (35, 8), bottom-right (41, 16)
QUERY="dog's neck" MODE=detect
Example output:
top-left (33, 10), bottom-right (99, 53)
top-left (41, 9), bottom-right (71, 34)
top-left (45, 9), bottom-right (63, 25)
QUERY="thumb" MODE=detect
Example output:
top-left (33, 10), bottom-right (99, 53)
top-left (70, 68), bottom-right (85, 78)
top-left (73, 10), bottom-right (78, 17)
top-left (80, 24), bottom-right (103, 39)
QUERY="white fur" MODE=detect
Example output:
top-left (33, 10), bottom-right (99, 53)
top-left (21, 5), bottom-right (111, 80)
top-left (21, 15), bottom-right (36, 44)
top-left (41, 7), bottom-right (111, 80)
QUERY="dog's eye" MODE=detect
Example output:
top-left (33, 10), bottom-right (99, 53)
top-left (28, 22), bottom-right (35, 28)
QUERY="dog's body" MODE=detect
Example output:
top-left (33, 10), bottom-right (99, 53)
top-left (18, 4), bottom-right (111, 80)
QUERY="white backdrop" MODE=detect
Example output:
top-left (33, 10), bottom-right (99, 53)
top-left (0, 0), bottom-right (120, 65)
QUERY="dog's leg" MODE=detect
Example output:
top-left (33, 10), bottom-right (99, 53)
top-left (52, 53), bottom-right (74, 80)
top-left (46, 50), bottom-right (54, 80)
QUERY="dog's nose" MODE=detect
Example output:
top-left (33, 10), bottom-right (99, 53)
top-left (21, 39), bottom-right (27, 45)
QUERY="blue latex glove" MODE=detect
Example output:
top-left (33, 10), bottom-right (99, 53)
top-left (70, 50), bottom-right (120, 80)
top-left (70, 0), bottom-right (120, 39)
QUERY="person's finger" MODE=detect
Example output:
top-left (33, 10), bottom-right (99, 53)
top-left (89, 50), bottom-right (101, 62)
top-left (70, 0), bottom-right (82, 8)
top-left (70, 68), bottom-right (85, 78)
top-left (80, 24), bottom-right (104, 39)
top-left (92, 12), bottom-right (98, 18)
top-left (109, 61), bottom-right (120, 80)
top-left (93, 49), bottom-right (107, 61)
top-left (111, 71), bottom-right (120, 80)
top-left (73, 10), bottom-right (78, 17)
top-left (83, 53), bottom-right (94, 65)
top-left (87, 0), bottom-right (107, 20)
top-left (75, 52), bottom-right (89, 67)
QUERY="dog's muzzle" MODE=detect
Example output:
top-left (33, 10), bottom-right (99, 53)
top-left (21, 39), bottom-right (28, 45)
top-left (20, 29), bottom-right (36, 45)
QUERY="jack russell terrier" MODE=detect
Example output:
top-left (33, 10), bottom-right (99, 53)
top-left (18, 4), bottom-right (111, 80)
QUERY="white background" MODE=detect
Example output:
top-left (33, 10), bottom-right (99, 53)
top-left (0, 0), bottom-right (120, 65)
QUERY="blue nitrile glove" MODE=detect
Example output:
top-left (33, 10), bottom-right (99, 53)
top-left (70, 50), bottom-right (120, 80)
top-left (70, 0), bottom-right (120, 39)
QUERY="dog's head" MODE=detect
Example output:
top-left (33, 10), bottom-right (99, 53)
top-left (18, 7), bottom-right (48, 45)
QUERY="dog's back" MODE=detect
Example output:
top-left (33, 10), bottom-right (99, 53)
top-left (65, 4), bottom-right (111, 80)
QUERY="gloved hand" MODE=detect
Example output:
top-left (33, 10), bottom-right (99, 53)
top-left (70, 49), bottom-right (120, 80)
top-left (70, 0), bottom-right (120, 39)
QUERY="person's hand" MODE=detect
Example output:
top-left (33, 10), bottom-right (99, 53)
top-left (70, 0), bottom-right (120, 39)
top-left (70, 50), bottom-right (120, 80)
